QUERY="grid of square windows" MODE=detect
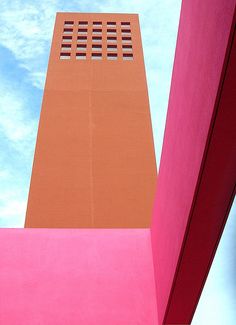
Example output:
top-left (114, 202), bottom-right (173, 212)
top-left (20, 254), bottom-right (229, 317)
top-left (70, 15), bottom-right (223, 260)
top-left (60, 20), bottom-right (134, 60)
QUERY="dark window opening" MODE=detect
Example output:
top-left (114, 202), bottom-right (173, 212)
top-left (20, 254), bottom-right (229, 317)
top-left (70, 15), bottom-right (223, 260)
top-left (62, 35), bottom-right (72, 40)
top-left (64, 21), bottom-right (74, 25)
top-left (60, 52), bottom-right (71, 59)
top-left (63, 28), bottom-right (73, 33)
top-left (121, 22), bottom-right (130, 26)
top-left (76, 53), bottom-right (86, 59)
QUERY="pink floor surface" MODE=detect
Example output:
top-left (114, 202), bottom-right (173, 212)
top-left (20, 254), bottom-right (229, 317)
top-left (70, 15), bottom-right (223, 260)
top-left (0, 229), bottom-right (158, 325)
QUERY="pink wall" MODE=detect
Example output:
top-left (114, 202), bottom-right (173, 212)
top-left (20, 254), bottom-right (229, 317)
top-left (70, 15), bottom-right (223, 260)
top-left (0, 229), bottom-right (158, 325)
top-left (151, 0), bottom-right (236, 324)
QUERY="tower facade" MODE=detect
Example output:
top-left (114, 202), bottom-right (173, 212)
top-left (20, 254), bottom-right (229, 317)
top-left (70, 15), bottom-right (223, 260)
top-left (25, 13), bottom-right (156, 228)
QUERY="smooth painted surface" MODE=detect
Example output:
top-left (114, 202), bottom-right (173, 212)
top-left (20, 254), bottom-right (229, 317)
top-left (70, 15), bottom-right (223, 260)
top-left (25, 13), bottom-right (157, 228)
top-left (0, 228), bottom-right (158, 325)
top-left (151, 1), bottom-right (236, 324)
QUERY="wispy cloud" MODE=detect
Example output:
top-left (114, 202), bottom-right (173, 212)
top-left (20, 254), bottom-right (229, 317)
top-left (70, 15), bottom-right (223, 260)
top-left (0, 77), bottom-right (37, 227)
top-left (0, 84), bottom-right (37, 152)
top-left (0, 1), bottom-right (58, 88)
top-left (0, 189), bottom-right (27, 227)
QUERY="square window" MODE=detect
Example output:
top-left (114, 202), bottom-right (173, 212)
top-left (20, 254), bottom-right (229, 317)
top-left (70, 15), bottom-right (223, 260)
top-left (92, 53), bottom-right (102, 60)
top-left (63, 28), bottom-right (73, 34)
top-left (107, 44), bottom-right (117, 51)
top-left (92, 36), bottom-right (102, 42)
top-left (76, 53), bottom-right (86, 60)
top-left (107, 22), bottom-right (116, 26)
top-left (107, 36), bottom-right (117, 43)
top-left (93, 21), bottom-right (102, 26)
top-left (61, 44), bottom-right (71, 51)
top-left (93, 28), bottom-right (102, 35)
top-left (122, 36), bottom-right (132, 43)
top-left (123, 53), bottom-right (133, 60)
top-left (77, 44), bottom-right (87, 51)
top-left (78, 21), bottom-right (88, 26)
top-left (78, 28), bottom-right (88, 35)
top-left (92, 44), bottom-right (102, 51)
top-left (122, 44), bottom-right (132, 52)
top-left (122, 29), bottom-right (131, 36)
top-left (121, 22), bottom-right (130, 27)
top-left (60, 52), bottom-right (71, 60)
top-left (77, 36), bottom-right (87, 42)
top-left (64, 21), bottom-right (74, 27)
top-left (107, 53), bottom-right (118, 60)
top-left (62, 35), bottom-right (72, 43)
top-left (107, 28), bottom-right (116, 35)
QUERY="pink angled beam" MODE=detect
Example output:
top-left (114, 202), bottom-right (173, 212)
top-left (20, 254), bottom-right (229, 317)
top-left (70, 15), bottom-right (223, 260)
top-left (151, 1), bottom-right (236, 324)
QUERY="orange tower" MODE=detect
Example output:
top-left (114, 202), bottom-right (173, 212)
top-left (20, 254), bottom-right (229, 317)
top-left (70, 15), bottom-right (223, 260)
top-left (25, 13), bottom-right (157, 228)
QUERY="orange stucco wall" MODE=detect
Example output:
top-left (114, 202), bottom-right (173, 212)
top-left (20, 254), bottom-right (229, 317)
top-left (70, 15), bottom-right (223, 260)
top-left (25, 13), bottom-right (157, 228)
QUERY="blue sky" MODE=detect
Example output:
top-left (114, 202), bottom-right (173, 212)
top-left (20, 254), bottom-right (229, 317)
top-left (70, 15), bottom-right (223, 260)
top-left (0, 0), bottom-right (235, 323)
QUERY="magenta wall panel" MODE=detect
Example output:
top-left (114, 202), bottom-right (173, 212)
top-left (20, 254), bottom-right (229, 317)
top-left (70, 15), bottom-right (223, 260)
top-left (151, 0), bottom-right (236, 324)
top-left (0, 229), bottom-right (158, 325)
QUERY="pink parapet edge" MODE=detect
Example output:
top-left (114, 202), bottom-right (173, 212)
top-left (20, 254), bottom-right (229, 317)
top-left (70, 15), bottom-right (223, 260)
top-left (0, 228), bottom-right (158, 325)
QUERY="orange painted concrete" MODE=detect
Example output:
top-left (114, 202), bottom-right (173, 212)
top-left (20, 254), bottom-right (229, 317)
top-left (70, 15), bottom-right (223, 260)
top-left (25, 13), bottom-right (157, 228)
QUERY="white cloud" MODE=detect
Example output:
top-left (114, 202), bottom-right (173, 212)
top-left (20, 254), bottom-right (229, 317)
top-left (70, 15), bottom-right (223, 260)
top-left (0, 190), bottom-right (27, 227)
top-left (0, 78), bottom-right (37, 228)
top-left (0, 1), bottom-right (57, 89)
top-left (0, 169), bottom-right (10, 179)
top-left (0, 83), bottom-right (37, 157)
